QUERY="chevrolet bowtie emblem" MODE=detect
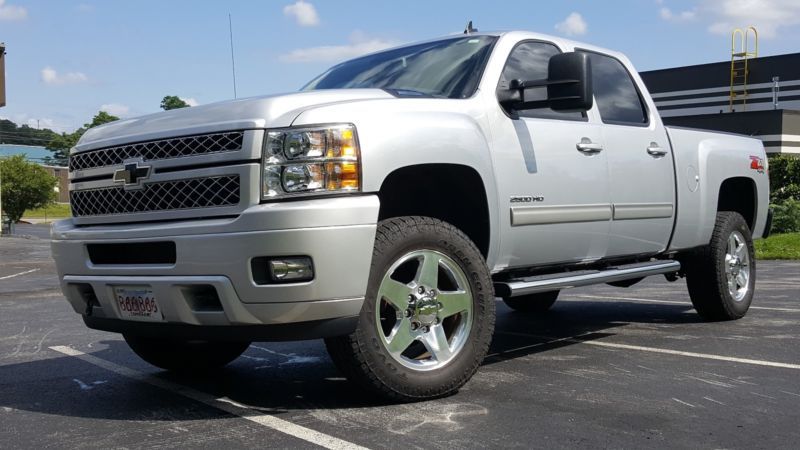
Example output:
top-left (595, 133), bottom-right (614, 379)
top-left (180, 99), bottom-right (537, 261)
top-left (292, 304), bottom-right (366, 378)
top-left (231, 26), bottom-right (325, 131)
top-left (113, 161), bottom-right (151, 189)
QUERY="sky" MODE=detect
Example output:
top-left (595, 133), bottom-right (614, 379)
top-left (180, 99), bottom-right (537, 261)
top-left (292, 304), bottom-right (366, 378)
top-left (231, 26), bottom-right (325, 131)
top-left (1, 0), bottom-right (800, 133)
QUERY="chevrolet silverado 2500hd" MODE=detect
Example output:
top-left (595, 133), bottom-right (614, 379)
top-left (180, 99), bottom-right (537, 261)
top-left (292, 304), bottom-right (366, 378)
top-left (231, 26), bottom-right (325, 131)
top-left (52, 31), bottom-right (771, 401)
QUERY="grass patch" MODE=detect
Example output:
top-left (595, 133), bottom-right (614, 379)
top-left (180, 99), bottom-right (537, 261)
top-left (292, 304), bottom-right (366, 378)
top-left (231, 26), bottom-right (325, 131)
top-left (22, 203), bottom-right (71, 219)
top-left (755, 232), bottom-right (800, 260)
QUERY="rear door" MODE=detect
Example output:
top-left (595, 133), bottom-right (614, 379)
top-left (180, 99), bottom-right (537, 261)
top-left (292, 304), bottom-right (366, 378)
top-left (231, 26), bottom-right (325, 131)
top-left (581, 51), bottom-right (676, 257)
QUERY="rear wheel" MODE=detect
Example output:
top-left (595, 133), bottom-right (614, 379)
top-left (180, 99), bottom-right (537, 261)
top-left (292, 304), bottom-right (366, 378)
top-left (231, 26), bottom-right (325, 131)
top-left (684, 211), bottom-right (755, 321)
top-left (325, 217), bottom-right (495, 402)
top-left (123, 335), bottom-right (250, 371)
top-left (502, 291), bottom-right (559, 313)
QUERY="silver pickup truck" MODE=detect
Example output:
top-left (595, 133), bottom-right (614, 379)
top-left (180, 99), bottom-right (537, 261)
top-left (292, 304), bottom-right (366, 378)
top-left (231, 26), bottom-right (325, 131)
top-left (52, 30), bottom-right (771, 401)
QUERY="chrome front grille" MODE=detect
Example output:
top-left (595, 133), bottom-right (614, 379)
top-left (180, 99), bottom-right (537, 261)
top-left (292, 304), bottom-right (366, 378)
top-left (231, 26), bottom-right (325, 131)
top-left (70, 175), bottom-right (241, 217)
top-left (69, 131), bottom-right (244, 171)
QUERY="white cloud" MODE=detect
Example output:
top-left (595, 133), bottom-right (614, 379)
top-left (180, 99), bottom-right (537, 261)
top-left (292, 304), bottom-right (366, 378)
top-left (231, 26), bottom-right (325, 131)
top-left (41, 67), bottom-right (89, 86)
top-left (100, 103), bottom-right (130, 117)
top-left (0, 0), bottom-right (27, 21)
top-left (180, 97), bottom-right (199, 106)
top-left (280, 32), bottom-right (398, 63)
top-left (703, 0), bottom-right (800, 39)
top-left (660, 7), bottom-right (697, 21)
top-left (76, 3), bottom-right (94, 13)
top-left (283, 0), bottom-right (319, 27)
top-left (555, 12), bottom-right (588, 37)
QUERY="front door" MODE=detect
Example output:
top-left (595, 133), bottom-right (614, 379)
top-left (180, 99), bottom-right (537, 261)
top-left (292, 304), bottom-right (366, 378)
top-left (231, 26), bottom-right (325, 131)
top-left (491, 41), bottom-right (611, 269)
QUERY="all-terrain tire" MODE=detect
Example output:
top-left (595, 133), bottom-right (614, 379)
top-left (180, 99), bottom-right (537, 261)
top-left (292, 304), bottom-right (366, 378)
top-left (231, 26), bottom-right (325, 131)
top-left (684, 211), bottom-right (756, 321)
top-left (502, 291), bottom-right (559, 313)
top-left (123, 335), bottom-right (250, 371)
top-left (325, 216), bottom-right (495, 402)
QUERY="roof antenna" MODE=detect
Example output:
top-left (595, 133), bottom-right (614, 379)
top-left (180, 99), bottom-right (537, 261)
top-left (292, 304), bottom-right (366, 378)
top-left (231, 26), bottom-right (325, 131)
top-left (228, 13), bottom-right (238, 99)
top-left (464, 21), bottom-right (477, 34)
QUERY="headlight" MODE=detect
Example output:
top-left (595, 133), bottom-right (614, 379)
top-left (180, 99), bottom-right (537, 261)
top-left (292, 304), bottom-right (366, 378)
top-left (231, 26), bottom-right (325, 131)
top-left (261, 124), bottom-right (360, 200)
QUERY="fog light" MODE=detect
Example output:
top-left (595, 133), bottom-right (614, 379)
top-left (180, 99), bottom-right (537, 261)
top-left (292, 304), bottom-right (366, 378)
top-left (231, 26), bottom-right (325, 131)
top-left (268, 257), bottom-right (314, 282)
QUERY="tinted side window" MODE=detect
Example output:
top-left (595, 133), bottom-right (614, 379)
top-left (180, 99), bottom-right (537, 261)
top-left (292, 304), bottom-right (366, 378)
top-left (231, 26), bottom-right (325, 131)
top-left (584, 52), bottom-right (648, 125)
top-left (498, 42), bottom-right (584, 120)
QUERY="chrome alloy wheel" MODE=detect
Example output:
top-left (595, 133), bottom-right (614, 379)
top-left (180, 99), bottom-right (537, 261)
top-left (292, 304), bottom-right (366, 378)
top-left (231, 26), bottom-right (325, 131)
top-left (725, 230), bottom-right (751, 301)
top-left (375, 249), bottom-right (473, 371)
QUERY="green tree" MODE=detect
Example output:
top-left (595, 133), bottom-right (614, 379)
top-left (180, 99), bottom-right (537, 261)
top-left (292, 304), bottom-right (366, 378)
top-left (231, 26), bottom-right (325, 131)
top-left (45, 111), bottom-right (120, 166)
top-left (86, 111), bottom-right (120, 128)
top-left (160, 95), bottom-right (189, 110)
top-left (0, 155), bottom-right (58, 224)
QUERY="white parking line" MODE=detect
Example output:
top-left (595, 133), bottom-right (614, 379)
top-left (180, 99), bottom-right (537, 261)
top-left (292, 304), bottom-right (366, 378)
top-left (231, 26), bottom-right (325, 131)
top-left (0, 268), bottom-right (40, 280)
top-left (494, 331), bottom-right (800, 370)
top-left (49, 346), bottom-right (369, 450)
top-left (579, 340), bottom-right (800, 369)
top-left (571, 294), bottom-right (800, 313)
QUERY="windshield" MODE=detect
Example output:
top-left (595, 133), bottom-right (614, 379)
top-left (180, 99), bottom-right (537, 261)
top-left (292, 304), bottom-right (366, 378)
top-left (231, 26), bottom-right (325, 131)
top-left (302, 36), bottom-right (498, 99)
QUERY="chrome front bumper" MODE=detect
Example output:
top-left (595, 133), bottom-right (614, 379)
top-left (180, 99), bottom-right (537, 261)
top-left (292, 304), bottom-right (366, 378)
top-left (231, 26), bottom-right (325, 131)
top-left (51, 195), bottom-right (379, 339)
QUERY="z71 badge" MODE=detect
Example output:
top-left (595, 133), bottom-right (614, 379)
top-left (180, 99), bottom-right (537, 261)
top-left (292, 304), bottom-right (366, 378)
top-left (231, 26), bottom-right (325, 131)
top-left (749, 156), bottom-right (765, 174)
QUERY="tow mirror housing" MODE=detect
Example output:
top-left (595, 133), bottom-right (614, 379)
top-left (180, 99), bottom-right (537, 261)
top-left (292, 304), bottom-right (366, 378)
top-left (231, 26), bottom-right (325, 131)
top-left (499, 51), bottom-right (593, 113)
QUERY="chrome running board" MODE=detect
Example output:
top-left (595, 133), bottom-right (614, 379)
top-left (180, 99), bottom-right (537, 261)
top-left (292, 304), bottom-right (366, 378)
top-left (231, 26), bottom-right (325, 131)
top-left (494, 260), bottom-right (681, 298)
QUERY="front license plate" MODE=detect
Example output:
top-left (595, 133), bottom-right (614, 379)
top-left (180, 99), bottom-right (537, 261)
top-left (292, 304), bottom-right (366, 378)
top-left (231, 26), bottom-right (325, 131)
top-left (113, 286), bottom-right (164, 322)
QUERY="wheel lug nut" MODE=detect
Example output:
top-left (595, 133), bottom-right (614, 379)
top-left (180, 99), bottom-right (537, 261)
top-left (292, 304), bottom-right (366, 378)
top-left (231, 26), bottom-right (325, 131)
top-left (403, 310), bottom-right (411, 318)
top-left (418, 286), bottom-right (426, 294)
top-left (437, 302), bottom-right (443, 309)
top-left (422, 326), bottom-right (430, 333)
top-left (410, 322), bottom-right (419, 330)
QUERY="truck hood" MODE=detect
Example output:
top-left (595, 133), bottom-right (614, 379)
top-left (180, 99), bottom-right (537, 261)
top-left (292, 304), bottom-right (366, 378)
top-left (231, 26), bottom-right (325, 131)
top-left (74, 89), bottom-right (394, 153)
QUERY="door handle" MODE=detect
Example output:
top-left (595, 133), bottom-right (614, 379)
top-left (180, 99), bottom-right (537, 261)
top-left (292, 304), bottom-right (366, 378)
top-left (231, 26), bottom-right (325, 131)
top-left (647, 142), bottom-right (668, 157)
top-left (576, 138), bottom-right (603, 154)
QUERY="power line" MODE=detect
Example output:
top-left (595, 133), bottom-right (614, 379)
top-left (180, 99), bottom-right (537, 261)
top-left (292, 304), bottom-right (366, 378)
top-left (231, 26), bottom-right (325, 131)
top-left (0, 131), bottom-right (55, 138)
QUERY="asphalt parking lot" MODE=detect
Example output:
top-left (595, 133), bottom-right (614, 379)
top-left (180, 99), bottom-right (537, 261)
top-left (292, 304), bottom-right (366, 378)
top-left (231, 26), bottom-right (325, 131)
top-left (1, 224), bottom-right (799, 449)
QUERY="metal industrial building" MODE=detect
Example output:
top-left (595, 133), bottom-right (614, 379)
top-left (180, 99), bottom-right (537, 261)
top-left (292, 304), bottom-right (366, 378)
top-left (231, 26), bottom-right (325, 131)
top-left (640, 48), bottom-right (800, 154)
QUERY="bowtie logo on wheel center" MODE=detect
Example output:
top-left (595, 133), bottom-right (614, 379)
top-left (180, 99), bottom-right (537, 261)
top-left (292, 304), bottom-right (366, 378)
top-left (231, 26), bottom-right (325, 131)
top-left (408, 286), bottom-right (441, 330)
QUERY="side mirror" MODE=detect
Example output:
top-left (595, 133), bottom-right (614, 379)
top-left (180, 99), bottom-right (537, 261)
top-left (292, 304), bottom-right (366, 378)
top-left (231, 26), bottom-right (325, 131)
top-left (498, 51), bottom-right (593, 113)
top-left (547, 52), bottom-right (593, 112)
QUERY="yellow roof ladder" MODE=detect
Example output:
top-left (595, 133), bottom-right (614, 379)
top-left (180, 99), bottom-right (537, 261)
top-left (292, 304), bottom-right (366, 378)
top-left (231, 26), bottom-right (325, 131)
top-left (730, 26), bottom-right (758, 112)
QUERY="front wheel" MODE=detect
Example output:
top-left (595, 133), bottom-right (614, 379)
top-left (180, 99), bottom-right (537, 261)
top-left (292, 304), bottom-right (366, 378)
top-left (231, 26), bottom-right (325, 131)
top-left (325, 217), bottom-right (495, 402)
top-left (684, 211), bottom-right (756, 321)
top-left (123, 335), bottom-right (250, 371)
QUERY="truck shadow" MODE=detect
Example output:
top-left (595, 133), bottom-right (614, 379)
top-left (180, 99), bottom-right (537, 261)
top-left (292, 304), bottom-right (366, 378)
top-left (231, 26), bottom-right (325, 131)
top-left (0, 300), bottom-right (699, 420)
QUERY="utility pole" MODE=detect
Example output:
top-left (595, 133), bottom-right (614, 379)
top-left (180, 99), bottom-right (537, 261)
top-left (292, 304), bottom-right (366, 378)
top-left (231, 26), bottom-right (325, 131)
top-left (1, 43), bottom-right (7, 108)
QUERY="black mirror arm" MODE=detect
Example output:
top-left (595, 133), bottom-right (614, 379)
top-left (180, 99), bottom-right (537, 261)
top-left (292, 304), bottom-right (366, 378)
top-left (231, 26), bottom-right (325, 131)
top-left (501, 78), bottom-right (583, 111)
top-left (510, 78), bottom-right (580, 90)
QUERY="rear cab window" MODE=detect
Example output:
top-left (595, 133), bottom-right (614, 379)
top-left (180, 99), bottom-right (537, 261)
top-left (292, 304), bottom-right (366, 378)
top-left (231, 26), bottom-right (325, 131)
top-left (580, 51), bottom-right (649, 126)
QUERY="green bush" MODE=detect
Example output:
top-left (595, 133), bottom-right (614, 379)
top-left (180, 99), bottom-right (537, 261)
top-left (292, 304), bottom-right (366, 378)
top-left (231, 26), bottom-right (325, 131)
top-left (768, 154), bottom-right (800, 203)
top-left (767, 155), bottom-right (800, 234)
top-left (771, 198), bottom-right (800, 234)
